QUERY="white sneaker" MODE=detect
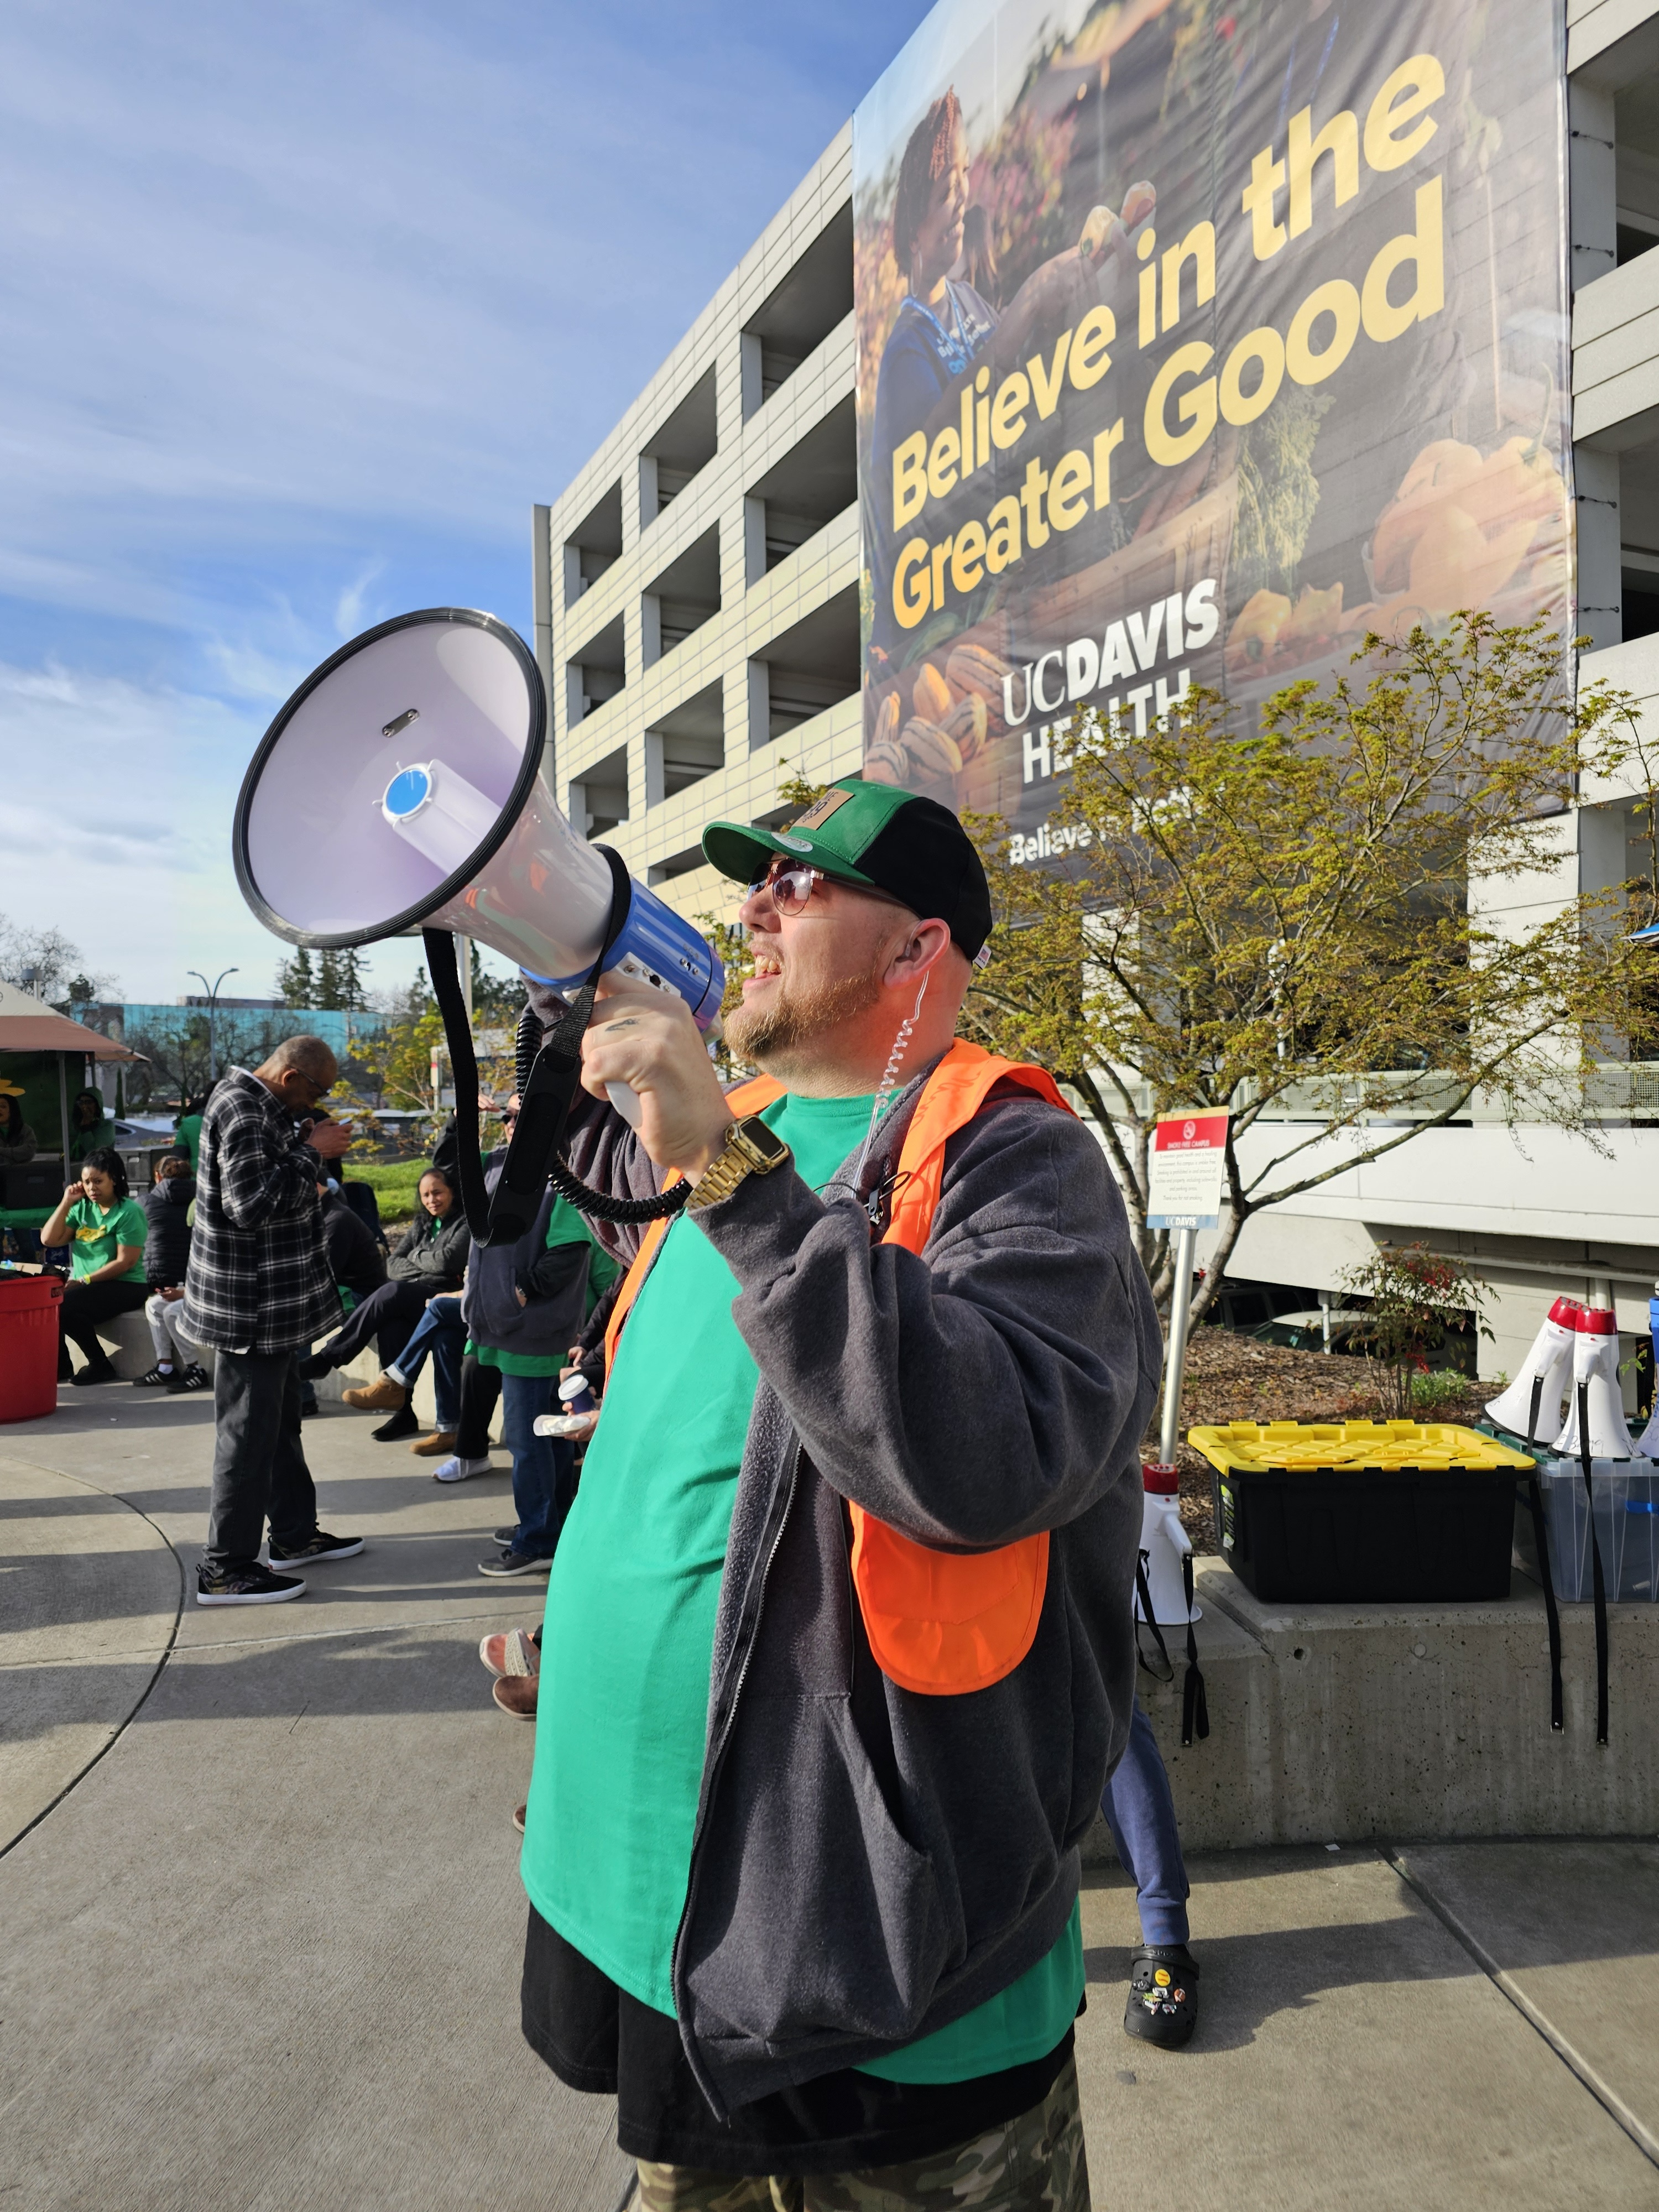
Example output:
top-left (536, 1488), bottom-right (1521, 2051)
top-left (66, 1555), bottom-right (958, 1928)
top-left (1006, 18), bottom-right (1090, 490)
top-left (433, 1454), bottom-right (493, 1484)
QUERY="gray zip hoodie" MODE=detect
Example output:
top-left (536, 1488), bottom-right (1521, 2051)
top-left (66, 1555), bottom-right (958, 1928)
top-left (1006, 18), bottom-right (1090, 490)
top-left (550, 1034), bottom-right (1162, 2117)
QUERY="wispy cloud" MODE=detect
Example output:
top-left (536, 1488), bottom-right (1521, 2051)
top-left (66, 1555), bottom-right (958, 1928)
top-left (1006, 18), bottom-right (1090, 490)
top-left (335, 562), bottom-right (387, 640)
top-left (0, 0), bottom-right (931, 994)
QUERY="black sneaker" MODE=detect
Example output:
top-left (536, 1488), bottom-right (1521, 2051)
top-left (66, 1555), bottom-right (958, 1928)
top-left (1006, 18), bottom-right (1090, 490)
top-left (478, 1548), bottom-right (551, 1578)
top-left (197, 1562), bottom-right (307, 1606)
top-left (269, 1530), bottom-right (366, 1567)
top-left (1124, 1945), bottom-right (1199, 2048)
top-left (70, 1361), bottom-right (119, 1386)
top-left (133, 1365), bottom-right (175, 1388)
top-left (181, 1364), bottom-right (211, 1391)
top-left (371, 1405), bottom-right (421, 1442)
top-left (494, 1527), bottom-right (518, 1546)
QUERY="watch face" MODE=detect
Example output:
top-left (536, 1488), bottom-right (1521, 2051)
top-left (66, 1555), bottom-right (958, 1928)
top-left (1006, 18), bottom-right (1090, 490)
top-left (735, 1115), bottom-right (791, 1166)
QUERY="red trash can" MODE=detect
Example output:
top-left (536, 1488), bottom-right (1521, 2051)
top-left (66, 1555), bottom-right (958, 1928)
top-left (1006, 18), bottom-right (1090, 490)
top-left (0, 1274), bottom-right (64, 1422)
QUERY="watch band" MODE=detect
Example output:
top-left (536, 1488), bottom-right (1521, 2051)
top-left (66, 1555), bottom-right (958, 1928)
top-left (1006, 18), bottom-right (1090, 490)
top-left (685, 1116), bottom-right (792, 1211)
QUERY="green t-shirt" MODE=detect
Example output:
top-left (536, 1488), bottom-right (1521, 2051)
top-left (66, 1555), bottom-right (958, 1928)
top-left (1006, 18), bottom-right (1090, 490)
top-left (66, 1194), bottom-right (148, 1283)
top-left (521, 1089), bottom-right (1083, 2084)
top-left (174, 1114), bottom-right (203, 1168)
top-left (471, 1193), bottom-right (621, 1378)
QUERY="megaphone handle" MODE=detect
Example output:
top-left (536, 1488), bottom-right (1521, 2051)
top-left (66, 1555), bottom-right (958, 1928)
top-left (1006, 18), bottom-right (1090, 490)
top-left (424, 924), bottom-right (492, 1243)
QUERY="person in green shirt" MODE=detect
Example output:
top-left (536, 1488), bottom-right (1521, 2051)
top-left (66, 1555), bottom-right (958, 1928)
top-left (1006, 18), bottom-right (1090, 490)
top-left (513, 778), bottom-right (1162, 2209)
top-left (40, 1145), bottom-right (151, 1384)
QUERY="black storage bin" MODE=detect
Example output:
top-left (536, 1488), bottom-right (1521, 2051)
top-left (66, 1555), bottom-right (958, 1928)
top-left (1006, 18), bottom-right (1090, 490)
top-left (1210, 1461), bottom-right (1522, 1604)
top-left (2, 1158), bottom-right (63, 1211)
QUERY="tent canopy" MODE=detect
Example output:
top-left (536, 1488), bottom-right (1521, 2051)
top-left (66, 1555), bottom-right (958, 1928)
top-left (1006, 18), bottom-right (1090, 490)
top-left (0, 977), bottom-right (136, 1060)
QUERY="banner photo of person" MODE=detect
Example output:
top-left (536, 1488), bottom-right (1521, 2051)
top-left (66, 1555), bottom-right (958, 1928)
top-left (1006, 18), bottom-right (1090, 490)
top-left (853, 0), bottom-right (1571, 859)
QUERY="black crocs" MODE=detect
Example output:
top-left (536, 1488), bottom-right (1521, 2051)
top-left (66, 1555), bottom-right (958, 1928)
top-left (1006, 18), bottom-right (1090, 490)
top-left (1124, 1944), bottom-right (1199, 2048)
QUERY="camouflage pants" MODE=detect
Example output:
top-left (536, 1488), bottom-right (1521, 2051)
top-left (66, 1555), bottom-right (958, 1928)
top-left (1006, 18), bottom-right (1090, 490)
top-left (634, 2053), bottom-right (1089, 2212)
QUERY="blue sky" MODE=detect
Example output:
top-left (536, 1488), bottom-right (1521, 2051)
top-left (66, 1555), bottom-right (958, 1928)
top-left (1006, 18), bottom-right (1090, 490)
top-left (0, 0), bottom-right (931, 1003)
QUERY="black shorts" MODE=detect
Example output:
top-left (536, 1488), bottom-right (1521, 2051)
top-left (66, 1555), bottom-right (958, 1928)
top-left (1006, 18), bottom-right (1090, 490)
top-left (520, 1907), bottom-right (1077, 2176)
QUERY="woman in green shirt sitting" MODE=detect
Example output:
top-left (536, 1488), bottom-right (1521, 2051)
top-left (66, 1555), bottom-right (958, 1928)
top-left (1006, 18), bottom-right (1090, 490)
top-left (40, 1146), bottom-right (152, 1384)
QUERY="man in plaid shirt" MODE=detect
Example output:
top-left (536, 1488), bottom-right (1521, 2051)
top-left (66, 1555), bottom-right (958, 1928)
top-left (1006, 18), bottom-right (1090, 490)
top-left (182, 1036), bottom-right (367, 1606)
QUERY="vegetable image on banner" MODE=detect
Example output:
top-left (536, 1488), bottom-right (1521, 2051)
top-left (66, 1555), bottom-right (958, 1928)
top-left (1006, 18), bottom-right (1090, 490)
top-left (853, 0), bottom-right (1572, 851)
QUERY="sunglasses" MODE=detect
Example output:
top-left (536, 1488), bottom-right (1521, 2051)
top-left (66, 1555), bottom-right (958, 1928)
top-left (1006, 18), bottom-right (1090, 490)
top-left (748, 857), bottom-right (827, 916)
top-left (747, 855), bottom-right (909, 920)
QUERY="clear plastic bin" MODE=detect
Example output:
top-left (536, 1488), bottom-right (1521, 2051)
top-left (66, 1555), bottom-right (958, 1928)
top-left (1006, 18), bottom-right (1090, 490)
top-left (1513, 1457), bottom-right (1659, 1604)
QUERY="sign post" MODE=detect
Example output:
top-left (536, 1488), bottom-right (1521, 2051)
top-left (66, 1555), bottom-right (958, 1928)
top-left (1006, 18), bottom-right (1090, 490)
top-left (1146, 1112), bottom-right (1230, 1464)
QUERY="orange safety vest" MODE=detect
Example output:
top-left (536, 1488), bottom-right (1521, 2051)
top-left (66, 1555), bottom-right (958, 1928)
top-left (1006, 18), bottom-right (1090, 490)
top-left (602, 1040), bottom-right (1074, 1695)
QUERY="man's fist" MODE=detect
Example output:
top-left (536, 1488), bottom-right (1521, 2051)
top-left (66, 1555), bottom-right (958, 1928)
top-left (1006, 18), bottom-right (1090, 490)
top-left (578, 977), bottom-right (733, 1180)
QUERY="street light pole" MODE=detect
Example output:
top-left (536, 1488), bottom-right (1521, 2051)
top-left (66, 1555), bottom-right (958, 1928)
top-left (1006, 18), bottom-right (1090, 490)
top-left (187, 968), bottom-right (239, 1085)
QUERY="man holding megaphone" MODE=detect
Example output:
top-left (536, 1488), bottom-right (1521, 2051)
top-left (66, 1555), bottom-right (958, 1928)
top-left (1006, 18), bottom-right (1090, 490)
top-left (514, 777), bottom-right (1161, 2212)
top-left (227, 618), bottom-right (1155, 2202)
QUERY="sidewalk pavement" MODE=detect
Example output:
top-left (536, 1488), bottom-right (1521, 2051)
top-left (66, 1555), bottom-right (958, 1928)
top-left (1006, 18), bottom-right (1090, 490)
top-left (3, 1389), bottom-right (1658, 2211)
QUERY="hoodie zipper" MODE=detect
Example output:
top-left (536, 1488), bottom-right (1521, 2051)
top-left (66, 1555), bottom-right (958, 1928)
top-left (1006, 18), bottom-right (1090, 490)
top-left (670, 1436), bottom-right (803, 2121)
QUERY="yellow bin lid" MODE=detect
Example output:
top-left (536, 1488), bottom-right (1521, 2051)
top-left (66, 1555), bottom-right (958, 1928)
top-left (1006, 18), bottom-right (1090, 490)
top-left (1188, 1420), bottom-right (1535, 1475)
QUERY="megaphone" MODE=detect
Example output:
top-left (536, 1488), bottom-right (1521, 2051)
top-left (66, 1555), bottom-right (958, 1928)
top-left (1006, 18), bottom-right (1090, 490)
top-left (1485, 1295), bottom-right (1581, 1443)
top-left (1553, 1306), bottom-right (1637, 1460)
top-left (232, 608), bottom-right (724, 1241)
top-left (1134, 1464), bottom-right (1201, 1626)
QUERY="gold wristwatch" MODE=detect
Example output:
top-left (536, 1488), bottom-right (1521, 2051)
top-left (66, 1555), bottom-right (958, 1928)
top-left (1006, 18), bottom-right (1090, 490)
top-left (686, 1115), bottom-right (792, 1209)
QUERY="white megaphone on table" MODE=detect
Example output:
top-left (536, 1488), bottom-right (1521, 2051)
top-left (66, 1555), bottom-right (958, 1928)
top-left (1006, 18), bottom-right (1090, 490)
top-left (1485, 1295), bottom-right (1582, 1444)
top-left (1134, 1464), bottom-right (1201, 1626)
top-left (1553, 1305), bottom-right (1637, 1460)
top-left (232, 608), bottom-right (723, 1242)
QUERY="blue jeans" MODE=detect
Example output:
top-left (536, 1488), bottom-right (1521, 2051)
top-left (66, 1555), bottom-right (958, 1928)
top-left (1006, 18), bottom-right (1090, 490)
top-left (391, 1294), bottom-right (465, 1431)
top-left (1102, 1699), bottom-right (1191, 1946)
top-left (501, 1371), bottom-right (577, 1560)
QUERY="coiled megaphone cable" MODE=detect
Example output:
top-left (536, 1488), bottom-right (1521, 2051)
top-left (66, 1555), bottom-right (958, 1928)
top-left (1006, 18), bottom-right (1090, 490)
top-left (424, 848), bottom-right (690, 1243)
top-left (514, 1002), bottom-right (541, 1103)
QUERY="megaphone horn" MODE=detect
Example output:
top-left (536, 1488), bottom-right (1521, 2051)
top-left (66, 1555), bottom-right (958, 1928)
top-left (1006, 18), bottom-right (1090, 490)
top-left (232, 608), bottom-right (724, 1244)
top-left (1552, 1306), bottom-right (1637, 1460)
top-left (1485, 1296), bottom-right (1580, 1444)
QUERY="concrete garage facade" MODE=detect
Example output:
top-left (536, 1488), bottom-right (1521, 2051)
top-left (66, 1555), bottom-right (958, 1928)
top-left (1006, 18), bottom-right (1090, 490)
top-left (533, 0), bottom-right (1659, 1392)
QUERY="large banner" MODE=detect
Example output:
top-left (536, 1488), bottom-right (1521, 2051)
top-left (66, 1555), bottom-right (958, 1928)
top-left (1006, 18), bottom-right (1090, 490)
top-left (854, 0), bottom-right (1571, 859)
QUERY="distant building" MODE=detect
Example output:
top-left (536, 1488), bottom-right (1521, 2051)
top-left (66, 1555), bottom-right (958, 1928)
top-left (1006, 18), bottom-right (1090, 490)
top-left (70, 1005), bottom-right (384, 1111)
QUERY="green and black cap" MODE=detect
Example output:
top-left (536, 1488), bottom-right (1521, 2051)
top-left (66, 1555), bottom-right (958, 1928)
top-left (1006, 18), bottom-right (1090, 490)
top-left (702, 777), bottom-right (993, 960)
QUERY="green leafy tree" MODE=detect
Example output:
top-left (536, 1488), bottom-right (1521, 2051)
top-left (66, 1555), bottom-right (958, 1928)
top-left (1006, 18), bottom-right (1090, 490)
top-left (961, 613), bottom-right (1651, 1319)
top-left (312, 947), bottom-right (370, 1011)
top-left (276, 947), bottom-right (316, 1007)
